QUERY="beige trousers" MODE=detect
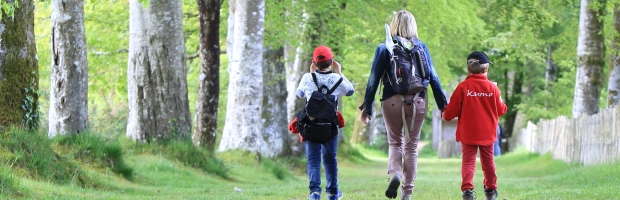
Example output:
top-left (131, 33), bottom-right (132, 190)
top-left (381, 94), bottom-right (426, 195)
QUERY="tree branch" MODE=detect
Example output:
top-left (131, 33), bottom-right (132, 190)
top-left (186, 49), bottom-right (227, 61)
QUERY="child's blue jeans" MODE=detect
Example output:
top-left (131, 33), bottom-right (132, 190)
top-left (305, 137), bottom-right (339, 195)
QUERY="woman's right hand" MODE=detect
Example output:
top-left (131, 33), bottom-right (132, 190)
top-left (360, 110), bottom-right (371, 125)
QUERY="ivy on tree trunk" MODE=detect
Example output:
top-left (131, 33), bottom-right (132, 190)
top-left (0, 0), bottom-right (39, 130)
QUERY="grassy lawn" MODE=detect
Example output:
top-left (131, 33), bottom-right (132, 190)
top-left (2, 141), bottom-right (620, 200)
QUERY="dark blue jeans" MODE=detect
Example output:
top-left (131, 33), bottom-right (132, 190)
top-left (306, 137), bottom-right (339, 195)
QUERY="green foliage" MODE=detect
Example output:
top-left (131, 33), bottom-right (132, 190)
top-left (466, 0), bottom-right (585, 131)
top-left (21, 72), bottom-right (39, 131)
top-left (54, 133), bottom-right (133, 180)
top-left (0, 0), bottom-right (18, 20)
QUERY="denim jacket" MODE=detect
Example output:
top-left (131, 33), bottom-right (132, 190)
top-left (359, 41), bottom-right (448, 116)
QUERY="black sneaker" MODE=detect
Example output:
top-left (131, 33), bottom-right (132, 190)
top-left (462, 190), bottom-right (475, 200)
top-left (385, 174), bottom-right (401, 199)
top-left (484, 189), bottom-right (498, 200)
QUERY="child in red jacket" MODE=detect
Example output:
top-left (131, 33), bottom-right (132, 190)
top-left (442, 51), bottom-right (507, 200)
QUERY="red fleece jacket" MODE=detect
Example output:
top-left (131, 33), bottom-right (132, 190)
top-left (443, 74), bottom-right (507, 145)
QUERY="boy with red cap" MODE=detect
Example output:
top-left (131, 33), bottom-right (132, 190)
top-left (442, 51), bottom-right (507, 200)
top-left (296, 45), bottom-right (353, 200)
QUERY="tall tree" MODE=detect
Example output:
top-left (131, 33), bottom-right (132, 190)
top-left (48, 0), bottom-right (88, 137)
top-left (261, 47), bottom-right (289, 157)
top-left (192, 0), bottom-right (220, 151)
top-left (0, 0), bottom-right (39, 131)
top-left (608, 4), bottom-right (620, 108)
top-left (126, 0), bottom-right (191, 142)
top-left (218, 0), bottom-right (265, 153)
top-left (573, 0), bottom-right (606, 118)
top-left (282, 2), bottom-right (309, 156)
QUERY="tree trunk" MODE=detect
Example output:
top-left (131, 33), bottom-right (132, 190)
top-left (127, 0), bottom-right (191, 142)
top-left (0, 0), bottom-right (39, 131)
top-left (279, 0), bottom-right (308, 157)
top-left (48, 0), bottom-right (88, 137)
top-left (283, 44), bottom-right (307, 156)
top-left (351, 92), bottom-right (370, 144)
top-left (261, 47), bottom-right (289, 157)
top-left (370, 102), bottom-right (387, 147)
top-left (503, 70), bottom-right (523, 152)
top-left (192, 0), bottom-right (220, 151)
top-left (573, 0), bottom-right (606, 118)
top-left (545, 44), bottom-right (556, 89)
top-left (218, 0), bottom-right (265, 153)
top-left (608, 4), bottom-right (620, 108)
top-left (284, 16), bottom-right (309, 123)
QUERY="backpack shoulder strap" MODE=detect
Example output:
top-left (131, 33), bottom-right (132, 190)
top-left (311, 73), bottom-right (319, 88)
top-left (411, 38), bottom-right (427, 78)
top-left (326, 76), bottom-right (344, 95)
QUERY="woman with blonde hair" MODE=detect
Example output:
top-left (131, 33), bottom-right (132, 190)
top-left (359, 10), bottom-right (448, 200)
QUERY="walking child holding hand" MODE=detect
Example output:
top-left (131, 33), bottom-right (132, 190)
top-left (442, 51), bottom-right (507, 200)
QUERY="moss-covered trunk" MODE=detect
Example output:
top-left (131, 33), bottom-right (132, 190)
top-left (0, 0), bottom-right (39, 130)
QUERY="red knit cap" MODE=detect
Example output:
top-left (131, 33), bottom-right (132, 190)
top-left (313, 45), bottom-right (333, 63)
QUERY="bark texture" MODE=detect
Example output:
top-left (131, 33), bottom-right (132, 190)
top-left (218, 0), bottom-right (265, 153)
top-left (608, 4), bottom-right (620, 108)
top-left (192, 0), bottom-right (220, 151)
top-left (0, 0), bottom-right (39, 130)
top-left (261, 47), bottom-right (289, 157)
top-left (49, 0), bottom-right (89, 137)
top-left (503, 70), bottom-right (522, 144)
top-left (127, 0), bottom-right (191, 142)
top-left (573, 0), bottom-right (606, 118)
top-left (283, 44), bottom-right (306, 156)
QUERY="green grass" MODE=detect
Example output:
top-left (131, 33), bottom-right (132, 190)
top-left (54, 133), bottom-right (134, 180)
top-left (2, 132), bottom-right (620, 200)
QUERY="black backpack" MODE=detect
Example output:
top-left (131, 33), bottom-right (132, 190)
top-left (297, 73), bottom-right (343, 144)
top-left (383, 37), bottom-right (428, 95)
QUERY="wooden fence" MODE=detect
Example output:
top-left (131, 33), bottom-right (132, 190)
top-left (517, 105), bottom-right (620, 165)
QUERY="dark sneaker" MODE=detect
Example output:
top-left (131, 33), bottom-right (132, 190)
top-left (328, 190), bottom-right (343, 200)
top-left (385, 174), bottom-right (401, 199)
top-left (309, 191), bottom-right (321, 200)
top-left (484, 189), bottom-right (498, 200)
top-left (462, 190), bottom-right (475, 200)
